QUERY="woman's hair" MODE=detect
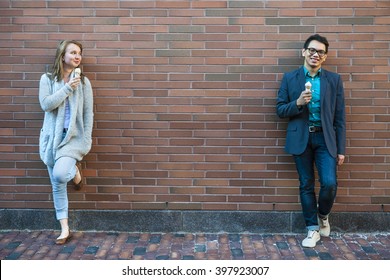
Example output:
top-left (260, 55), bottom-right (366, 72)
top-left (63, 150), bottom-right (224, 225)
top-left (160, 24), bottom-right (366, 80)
top-left (49, 40), bottom-right (84, 82)
top-left (303, 34), bottom-right (329, 54)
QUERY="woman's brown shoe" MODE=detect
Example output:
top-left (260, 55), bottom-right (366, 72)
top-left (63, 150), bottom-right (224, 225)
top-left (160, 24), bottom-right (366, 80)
top-left (55, 231), bottom-right (72, 245)
top-left (73, 162), bottom-right (83, 190)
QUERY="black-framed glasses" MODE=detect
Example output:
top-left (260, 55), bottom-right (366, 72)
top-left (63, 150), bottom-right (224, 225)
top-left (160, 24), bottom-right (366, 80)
top-left (306, 47), bottom-right (327, 57)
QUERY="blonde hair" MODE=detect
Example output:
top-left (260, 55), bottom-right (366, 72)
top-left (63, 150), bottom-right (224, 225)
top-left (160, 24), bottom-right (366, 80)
top-left (49, 40), bottom-right (84, 83)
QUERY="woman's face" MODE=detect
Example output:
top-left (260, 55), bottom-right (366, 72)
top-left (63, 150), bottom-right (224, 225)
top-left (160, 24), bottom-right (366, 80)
top-left (63, 43), bottom-right (82, 69)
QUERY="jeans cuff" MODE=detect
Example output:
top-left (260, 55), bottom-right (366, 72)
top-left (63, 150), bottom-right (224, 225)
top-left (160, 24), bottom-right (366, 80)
top-left (307, 225), bottom-right (320, 231)
top-left (318, 213), bottom-right (328, 220)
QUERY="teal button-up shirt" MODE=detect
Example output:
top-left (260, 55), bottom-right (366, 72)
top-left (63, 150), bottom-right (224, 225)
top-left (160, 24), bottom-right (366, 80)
top-left (304, 67), bottom-right (321, 127)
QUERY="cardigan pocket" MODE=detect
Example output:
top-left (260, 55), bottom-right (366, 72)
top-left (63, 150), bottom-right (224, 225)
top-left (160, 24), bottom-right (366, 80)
top-left (39, 130), bottom-right (49, 154)
top-left (39, 129), bottom-right (54, 166)
top-left (81, 136), bottom-right (92, 156)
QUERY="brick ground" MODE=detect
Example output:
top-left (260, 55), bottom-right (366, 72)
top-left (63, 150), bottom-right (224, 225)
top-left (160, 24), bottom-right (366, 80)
top-left (0, 231), bottom-right (389, 260)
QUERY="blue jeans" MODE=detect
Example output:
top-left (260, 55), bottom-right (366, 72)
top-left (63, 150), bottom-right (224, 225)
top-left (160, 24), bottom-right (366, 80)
top-left (293, 132), bottom-right (337, 231)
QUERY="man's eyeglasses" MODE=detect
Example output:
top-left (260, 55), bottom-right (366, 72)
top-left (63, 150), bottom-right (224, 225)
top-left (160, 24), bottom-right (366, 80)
top-left (306, 47), bottom-right (327, 57)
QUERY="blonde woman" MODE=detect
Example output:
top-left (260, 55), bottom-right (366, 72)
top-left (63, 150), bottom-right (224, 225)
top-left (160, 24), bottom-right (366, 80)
top-left (39, 40), bottom-right (93, 245)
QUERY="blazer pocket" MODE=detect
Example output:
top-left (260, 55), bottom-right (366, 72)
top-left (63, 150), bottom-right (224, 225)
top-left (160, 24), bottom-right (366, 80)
top-left (287, 124), bottom-right (297, 131)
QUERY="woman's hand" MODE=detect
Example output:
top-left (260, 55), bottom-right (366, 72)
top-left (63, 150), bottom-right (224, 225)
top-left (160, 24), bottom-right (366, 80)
top-left (67, 77), bottom-right (81, 90)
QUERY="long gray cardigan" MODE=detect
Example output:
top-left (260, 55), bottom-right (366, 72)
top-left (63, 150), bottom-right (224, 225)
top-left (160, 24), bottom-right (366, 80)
top-left (39, 73), bottom-right (94, 167)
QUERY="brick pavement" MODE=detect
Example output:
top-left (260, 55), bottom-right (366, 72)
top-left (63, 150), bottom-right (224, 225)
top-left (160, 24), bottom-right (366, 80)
top-left (0, 230), bottom-right (389, 260)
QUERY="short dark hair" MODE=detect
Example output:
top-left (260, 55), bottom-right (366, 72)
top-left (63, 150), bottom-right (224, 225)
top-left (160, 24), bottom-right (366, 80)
top-left (303, 34), bottom-right (329, 53)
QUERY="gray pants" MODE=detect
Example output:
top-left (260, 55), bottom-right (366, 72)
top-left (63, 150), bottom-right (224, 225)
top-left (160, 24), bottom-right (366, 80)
top-left (47, 156), bottom-right (77, 220)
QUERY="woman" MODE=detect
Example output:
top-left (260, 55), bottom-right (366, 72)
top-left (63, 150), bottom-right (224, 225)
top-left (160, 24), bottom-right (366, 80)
top-left (39, 40), bottom-right (94, 245)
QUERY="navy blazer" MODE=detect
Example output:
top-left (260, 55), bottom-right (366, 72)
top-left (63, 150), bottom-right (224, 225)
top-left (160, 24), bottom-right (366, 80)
top-left (276, 66), bottom-right (346, 158)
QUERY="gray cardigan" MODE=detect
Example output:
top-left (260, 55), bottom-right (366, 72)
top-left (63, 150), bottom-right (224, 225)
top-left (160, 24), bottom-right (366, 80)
top-left (39, 73), bottom-right (94, 167)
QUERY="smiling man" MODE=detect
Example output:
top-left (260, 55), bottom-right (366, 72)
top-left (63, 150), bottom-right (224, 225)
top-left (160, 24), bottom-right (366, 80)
top-left (276, 34), bottom-right (346, 248)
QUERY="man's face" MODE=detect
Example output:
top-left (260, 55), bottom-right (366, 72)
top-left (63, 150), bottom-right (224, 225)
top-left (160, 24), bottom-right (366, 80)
top-left (302, 40), bottom-right (327, 69)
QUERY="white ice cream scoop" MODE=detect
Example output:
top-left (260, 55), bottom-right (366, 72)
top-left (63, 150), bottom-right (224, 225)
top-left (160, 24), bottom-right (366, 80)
top-left (305, 81), bottom-right (312, 90)
top-left (75, 68), bottom-right (81, 77)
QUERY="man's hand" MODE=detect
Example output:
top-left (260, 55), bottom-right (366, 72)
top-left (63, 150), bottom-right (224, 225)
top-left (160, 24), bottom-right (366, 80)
top-left (337, 154), bottom-right (345, 166)
top-left (296, 89), bottom-right (312, 107)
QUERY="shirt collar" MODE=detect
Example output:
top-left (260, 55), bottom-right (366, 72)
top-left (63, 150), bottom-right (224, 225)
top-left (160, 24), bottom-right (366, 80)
top-left (304, 66), bottom-right (321, 78)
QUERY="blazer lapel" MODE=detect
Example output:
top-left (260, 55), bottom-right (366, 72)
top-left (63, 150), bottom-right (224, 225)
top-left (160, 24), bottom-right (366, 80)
top-left (320, 70), bottom-right (328, 108)
top-left (297, 67), bottom-right (310, 115)
top-left (297, 67), bottom-right (306, 92)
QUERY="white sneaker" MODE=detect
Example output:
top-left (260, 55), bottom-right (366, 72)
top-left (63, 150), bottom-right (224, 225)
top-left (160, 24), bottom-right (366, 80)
top-left (318, 216), bottom-right (330, 237)
top-left (302, 230), bottom-right (320, 248)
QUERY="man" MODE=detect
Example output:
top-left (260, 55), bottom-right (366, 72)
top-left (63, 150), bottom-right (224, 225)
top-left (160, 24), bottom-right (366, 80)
top-left (276, 34), bottom-right (346, 248)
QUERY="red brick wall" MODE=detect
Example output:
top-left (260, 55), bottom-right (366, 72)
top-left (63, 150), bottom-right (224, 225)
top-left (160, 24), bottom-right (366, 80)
top-left (1, 0), bottom-right (389, 213)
